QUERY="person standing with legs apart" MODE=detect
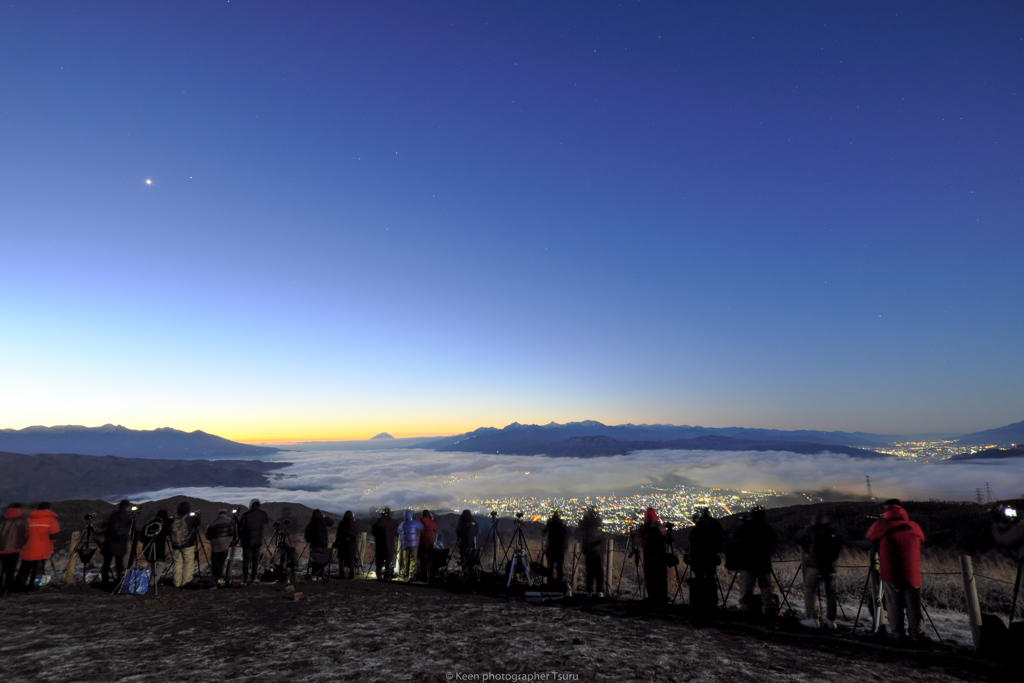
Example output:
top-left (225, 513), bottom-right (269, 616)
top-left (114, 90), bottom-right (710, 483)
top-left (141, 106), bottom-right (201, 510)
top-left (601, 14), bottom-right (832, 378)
top-left (17, 502), bottom-right (59, 590)
top-left (543, 510), bottom-right (567, 586)
top-left (796, 512), bottom-right (842, 629)
top-left (206, 509), bottom-right (234, 585)
top-left (238, 500), bottom-right (269, 584)
top-left (736, 506), bottom-right (777, 617)
top-left (169, 502), bottom-right (201, 588)
top-left (372, 508), bottom-right (395, 581)
top-left (0, 503), bottom-right (29, 597)
top-left (100, 500), bottom-right (133, 588)
top-left (866, 499), bottom-right (928, 643)
top-left (397, 510), bottom-right (423, 580)
top-left (304, 509), bottom-right (334, 579)
top-left (640, 507), bottom-right (668, 607)
top-left (417, 510), bottom-right (437, 581)
top-left (687, 507), bottom-right (723, 614)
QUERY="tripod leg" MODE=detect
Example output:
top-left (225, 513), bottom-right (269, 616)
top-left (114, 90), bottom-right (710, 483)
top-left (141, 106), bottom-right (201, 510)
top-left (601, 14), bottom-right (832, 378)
top-left (782, 564), bottom-right (801, 607)
top-left (919, 599), bottom-right (944, 645)
top-left (1010, 560), bottom-right (1023, 627)
top-left (722, 572), bottom-right (737, 607)
top-left (852, 565), bottom-right (872, 633)
top-left (771, 567), bottom-right (793, 614)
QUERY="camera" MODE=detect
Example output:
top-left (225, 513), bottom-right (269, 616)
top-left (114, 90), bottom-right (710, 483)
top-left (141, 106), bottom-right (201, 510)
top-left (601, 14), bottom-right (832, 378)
top-left (1004, 507), bottom-right (1018, 520)
top-left (189, 512), bottom-right (196, 517)
top-left (490, 511), bottom-right (498, 519)
top-left (232, 509), bottom-right (238, 514)
top-left (83, 514), bottom-right (94, 521)
top-left (515, 512), bottom-right (523, 519)
top-left (131, 506), bottom-right (138, 511)
top-left (665, 522), bottom-right (675, 531)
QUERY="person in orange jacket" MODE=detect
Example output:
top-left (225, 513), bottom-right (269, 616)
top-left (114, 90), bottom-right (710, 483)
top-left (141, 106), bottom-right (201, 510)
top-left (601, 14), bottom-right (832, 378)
top-left (17, 502), bottom-right (60, 590)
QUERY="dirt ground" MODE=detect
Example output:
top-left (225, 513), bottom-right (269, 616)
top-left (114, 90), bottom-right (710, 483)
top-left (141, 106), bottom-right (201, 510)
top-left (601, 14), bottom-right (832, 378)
top-left (0, 577), bottom-right (1018, 683)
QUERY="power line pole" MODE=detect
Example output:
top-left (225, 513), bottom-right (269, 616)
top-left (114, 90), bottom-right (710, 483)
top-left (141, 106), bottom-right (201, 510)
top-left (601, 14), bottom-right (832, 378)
top-left (865, 476), bottom-right (874, 501)
top-left (975, 488), bottom-right (983, 504)
top-left (984, 482), bottom-right (993, 503)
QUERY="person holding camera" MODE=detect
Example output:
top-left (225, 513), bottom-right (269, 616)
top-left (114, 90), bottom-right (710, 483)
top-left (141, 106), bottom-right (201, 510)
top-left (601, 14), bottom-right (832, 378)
top-left (639, 507), bottom-right (669, 607)
top-left (371, 507), bottom-right (395, 581)
top-left (0, 503), bottom-right (29, 597)
top-left (169, 501), bottom-right (202, 588)
top-left (736, 507), bottom-right (778, 616)
top-left (17, 502), bottom-right (60, 590)
top-left (795, 512), bottom-right (843, 629)
top-left (205, 509), bottom-right (234, 584)
top-left (101, 499), bottom-right (134, 587)
top-left (543, 510), bottom-right (568, 586)
top-left (866, 499), bottom-right (926, 641)
top-left (304, 509), bottom-right (334, 580)
top-left (580, 506), bottom-right (604, 596)
top-left (417, 510), bottom-right (438, 581)
top-left (238, 499), bottom-right (269, 584)
top-left (334, 510), bottom-right (360, 579)
top-left (687, 507), bottom-right (723, 613)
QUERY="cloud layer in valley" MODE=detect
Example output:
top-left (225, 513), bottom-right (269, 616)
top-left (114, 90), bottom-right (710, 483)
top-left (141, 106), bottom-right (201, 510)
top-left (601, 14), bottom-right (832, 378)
top-left (124, 448), bottom-right (1024, 516)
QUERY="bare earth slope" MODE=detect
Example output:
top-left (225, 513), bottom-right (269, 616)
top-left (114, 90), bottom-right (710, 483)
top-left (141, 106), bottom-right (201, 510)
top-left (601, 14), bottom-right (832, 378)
top-left (0, 580), bottom-right (1011, 683)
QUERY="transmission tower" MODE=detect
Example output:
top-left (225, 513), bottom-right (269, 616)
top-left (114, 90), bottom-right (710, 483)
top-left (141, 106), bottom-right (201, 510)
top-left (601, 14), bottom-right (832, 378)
top-left (975, 488), bottom-right (983, 504)
top-left (865, 476), bottom-right (874, 500)
top-left (984, 482), bottom-right (993, 503)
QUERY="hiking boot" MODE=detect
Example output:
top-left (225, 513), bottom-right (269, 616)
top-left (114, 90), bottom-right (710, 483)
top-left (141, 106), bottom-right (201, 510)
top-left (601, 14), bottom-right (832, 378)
top-left (799, 618), bottom-right (820, 629)
top-left (824, 619), bottom-right (837, 630)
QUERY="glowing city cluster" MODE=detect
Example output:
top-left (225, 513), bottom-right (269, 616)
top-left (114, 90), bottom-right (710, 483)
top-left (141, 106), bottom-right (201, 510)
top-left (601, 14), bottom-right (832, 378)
top-left (460, 484), bottom-right (786, 533)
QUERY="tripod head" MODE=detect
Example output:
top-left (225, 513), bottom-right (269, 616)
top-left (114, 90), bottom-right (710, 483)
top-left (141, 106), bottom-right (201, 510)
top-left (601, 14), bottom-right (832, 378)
top-left (514, 512), bottom-right (524, 528)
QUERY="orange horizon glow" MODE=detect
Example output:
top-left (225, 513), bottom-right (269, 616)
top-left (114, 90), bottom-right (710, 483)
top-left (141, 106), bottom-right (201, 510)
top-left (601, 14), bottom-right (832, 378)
top-left (237, 430), bottom-right (457, 444)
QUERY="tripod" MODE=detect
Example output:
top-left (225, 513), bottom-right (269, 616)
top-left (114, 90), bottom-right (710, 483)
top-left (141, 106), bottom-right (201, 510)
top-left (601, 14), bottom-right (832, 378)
top-left (111, 514), bottom-right (141, 595)
top-left (220, 513), bottom-right (241, 586)
top-left (505, 516), bottom-right (534, 588)
top-left (260, 523), bottom-right (296, 583)
top-left (614, 528), bottom-right (647, 600)
top-left (140, 524), bottom-right (169, 595)
top-left (68, 519), bottom-right (100, 583)
top-left (481, 512), bottom-right (503, 577)
top-left (853, 549), bottom-right (884, 634)
top-left (664, 525), bottom-right (685, 604)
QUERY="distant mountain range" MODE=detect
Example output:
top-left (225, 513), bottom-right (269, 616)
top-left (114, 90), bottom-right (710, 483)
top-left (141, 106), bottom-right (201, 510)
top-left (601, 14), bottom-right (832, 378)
top-left (514, 435), bottom-right (889, 459)
top-left (0, 451), bottom-right (289, 502)
top-left (955, 419), bottom-right (1024, 447)
top-left (0, 424), bottom-right (284, 460)
top-left (946, 447), bottom-right (1024, 462)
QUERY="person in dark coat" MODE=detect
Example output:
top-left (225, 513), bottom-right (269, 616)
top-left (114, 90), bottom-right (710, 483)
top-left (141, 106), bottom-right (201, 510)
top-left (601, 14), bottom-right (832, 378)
top-left (101, 500), bottom-right (134, 586)
top-left (205, 509), bottom-right (235, 582)
top-left (736, 507), bottom-right (778, 615)
top-left (543, 510), bottom-right (568, 585)
top-left (639, 507), bottom-right (668, 607)
top-left (866, 500), bottom-right (926, 640)
top-left (455, 510), bottom-right (478, 555)
top-left (238, 499), bottom-right (270, 584)
top-left (579, 506), bottom-right (604, 595)
top-left (304, 509), bottom-right (334, 579)
top-left (0, 503), bottom-right (29, 597)
top-left (334, 510), bottom-right (360, 579)
top-left (371, 508), bottom-right (395, 581)
top-left (687, 507), bottom-right (723, 613)
top-left (795, 512), bottom-right (843, 629)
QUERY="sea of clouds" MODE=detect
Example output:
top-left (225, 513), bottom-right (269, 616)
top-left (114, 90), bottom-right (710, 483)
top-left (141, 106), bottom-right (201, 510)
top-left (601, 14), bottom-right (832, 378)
top-left (124, 448), bottom-right (1024, 515)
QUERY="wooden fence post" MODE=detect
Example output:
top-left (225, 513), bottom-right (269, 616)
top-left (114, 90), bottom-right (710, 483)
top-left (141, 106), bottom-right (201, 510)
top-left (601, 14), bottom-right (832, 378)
top-left (960, 555), bottom-right (983, 651)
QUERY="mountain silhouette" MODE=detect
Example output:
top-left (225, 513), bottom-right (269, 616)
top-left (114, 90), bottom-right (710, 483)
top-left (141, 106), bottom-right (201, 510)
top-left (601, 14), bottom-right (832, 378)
top-left (955, 419), bottom-right (1024, 447)
top-left (370, 432), bottom-right (396, 440)
top-left (0, 424), bottom-right (283, 460)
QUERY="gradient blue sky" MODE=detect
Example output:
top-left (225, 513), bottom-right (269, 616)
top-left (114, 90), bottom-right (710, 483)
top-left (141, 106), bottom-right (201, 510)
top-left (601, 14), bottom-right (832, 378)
top-left (2, 1), bottom-right (1021, 440)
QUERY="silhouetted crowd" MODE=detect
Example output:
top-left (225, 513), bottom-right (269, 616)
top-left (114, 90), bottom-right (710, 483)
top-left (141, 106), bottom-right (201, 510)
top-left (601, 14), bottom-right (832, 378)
top-left (0, 494), bottom-right (984, 645)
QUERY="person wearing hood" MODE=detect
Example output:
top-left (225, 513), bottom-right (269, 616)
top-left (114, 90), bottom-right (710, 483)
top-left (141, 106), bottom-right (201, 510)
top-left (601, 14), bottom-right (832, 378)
top-left (0, 503), bottom-right (29, 596)
top-left (238, 500), bottom-right (270, 584)
top-left (639, 507), bottom-right (668, 606)
top-left (866, 499), bottom-right (927, 641)
top-left (736, 507), bottom-right (778, 616)
top-left (371, 508), bottom-right (395, 581)
top-left (397, 510), bottom-right (424, 580)
top-left (304, 509), bottom-right (334, 579)
top-left (334, 510), bottom-right (360, 579)
top-left (543, 510), bottom-right (568, 586)
top-left (101, 499), bottom-right (134, 587)
top-left (417, 510), bottom-right (438, 581)
top-left (17, 502), bottom-right (60, 590)
top-left (206, 509), bottom-right (235, 583)
top-left (795, 512), bottom-right (843, 629)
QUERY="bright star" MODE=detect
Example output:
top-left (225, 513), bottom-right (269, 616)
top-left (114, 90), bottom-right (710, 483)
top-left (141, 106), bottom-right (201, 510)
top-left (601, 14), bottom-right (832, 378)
top-left (145, 179), bottom-right (152, 185)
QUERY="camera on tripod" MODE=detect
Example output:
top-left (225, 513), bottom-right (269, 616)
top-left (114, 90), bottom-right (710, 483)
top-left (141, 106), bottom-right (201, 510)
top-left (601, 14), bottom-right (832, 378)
top-left (83, 514), bottom-right (94, 522)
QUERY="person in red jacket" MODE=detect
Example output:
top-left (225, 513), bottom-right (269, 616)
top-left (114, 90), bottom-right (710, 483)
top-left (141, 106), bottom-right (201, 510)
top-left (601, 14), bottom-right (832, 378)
top-left (865, 499), bottom-right (926, 640)
top-left (0, 503), bottom-right (30, 596)
top-left (17, 502), bottom-right (60, 590)
top-left (417, 510), bottom-right (438, 581)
